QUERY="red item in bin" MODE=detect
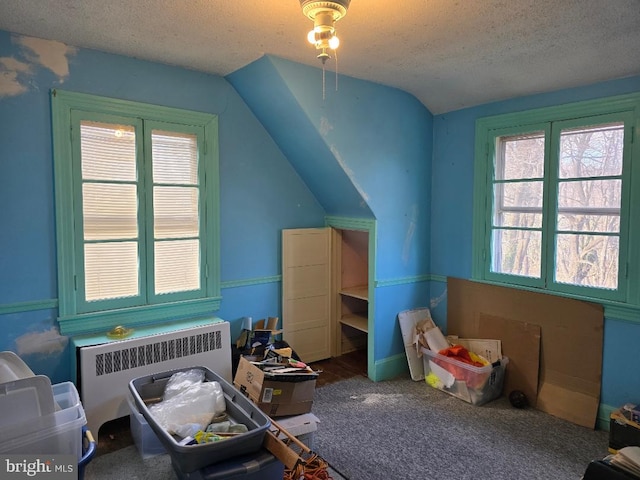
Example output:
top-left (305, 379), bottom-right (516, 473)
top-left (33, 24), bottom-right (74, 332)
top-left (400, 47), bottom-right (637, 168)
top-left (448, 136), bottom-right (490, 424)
top-left (435, 345), bottom-right (487, 389)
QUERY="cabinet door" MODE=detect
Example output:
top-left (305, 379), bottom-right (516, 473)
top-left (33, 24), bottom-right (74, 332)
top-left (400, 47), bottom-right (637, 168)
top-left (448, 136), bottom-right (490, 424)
top-left (282, 228), bottom-right (331, 363)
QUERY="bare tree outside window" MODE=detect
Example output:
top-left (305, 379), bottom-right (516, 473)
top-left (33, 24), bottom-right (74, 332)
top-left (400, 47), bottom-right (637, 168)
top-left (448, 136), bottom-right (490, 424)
top-left (491, 132), bottom-right (545, 278)
top-left (555, 123), bottom-right (623, 290)
top-left (490, 123), bottom-right (623, 290)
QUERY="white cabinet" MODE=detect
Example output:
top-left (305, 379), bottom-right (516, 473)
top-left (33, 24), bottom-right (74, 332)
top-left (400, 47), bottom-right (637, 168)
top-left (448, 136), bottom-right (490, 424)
top-left (282, 225), bottom-right (371, 364)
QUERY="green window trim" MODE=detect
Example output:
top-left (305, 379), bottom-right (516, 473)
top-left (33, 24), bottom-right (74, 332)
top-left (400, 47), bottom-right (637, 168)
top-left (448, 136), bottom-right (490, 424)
top-left (473, 92), bottom-right (640, 311)
top-left (51, 90), bottom-right (221, 336)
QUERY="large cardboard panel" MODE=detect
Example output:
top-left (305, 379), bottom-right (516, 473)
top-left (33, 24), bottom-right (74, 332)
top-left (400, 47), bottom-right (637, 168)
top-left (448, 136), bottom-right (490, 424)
top-left (447, 277), bottom-right (603, 428)
top-left (478, 314), bottom-right (541, 408)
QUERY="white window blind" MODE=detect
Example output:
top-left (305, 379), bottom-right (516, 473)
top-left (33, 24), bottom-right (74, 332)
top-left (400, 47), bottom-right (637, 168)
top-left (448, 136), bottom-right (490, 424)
top-left (79, 124), bottom-right (203, 302)
top-left (80, 121), bottom-right (139, 301)
top-left (151, 130), bottom-right (201, 295)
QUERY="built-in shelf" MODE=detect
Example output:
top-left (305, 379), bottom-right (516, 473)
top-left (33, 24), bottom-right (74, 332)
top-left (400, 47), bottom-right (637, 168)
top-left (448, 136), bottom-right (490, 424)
top-left (340, 285), bottom-right (368, 301)
top-left (339, 313), bottom-right (368, 333)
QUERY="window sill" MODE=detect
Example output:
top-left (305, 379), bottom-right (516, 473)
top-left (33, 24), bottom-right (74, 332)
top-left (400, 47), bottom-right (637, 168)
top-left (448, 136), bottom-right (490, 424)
top-left (58, 296), bottom-right (222, 336)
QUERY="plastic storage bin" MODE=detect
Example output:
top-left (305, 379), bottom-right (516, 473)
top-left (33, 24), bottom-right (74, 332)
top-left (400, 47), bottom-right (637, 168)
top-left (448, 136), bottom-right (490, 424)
top-left (421, 347), bottom-right (508, 405)
top-left (0, 381), bottom-right (86, 460)
top-left (129, 366), bottom-right (271, 473)
top-left (128, 394), bottom-right (167, 458)
top-left (172, 449), bottom-right (284, 480)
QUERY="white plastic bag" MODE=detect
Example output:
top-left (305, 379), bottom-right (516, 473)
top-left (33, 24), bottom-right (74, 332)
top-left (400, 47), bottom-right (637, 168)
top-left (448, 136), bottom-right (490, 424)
top-left (149, 379), bottom-right (226, 436)
top-left (163, 369), bottom-right (205, 400)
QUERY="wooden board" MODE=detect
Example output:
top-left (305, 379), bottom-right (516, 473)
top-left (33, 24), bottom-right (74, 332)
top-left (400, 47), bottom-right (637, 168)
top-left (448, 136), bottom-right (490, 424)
top-left (447, 277), bottom-right (603, 428)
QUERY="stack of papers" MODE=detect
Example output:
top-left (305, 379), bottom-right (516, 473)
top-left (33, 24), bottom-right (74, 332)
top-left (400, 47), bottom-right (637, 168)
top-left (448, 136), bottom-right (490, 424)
top-left (609, 446), bottom-right (640, 477)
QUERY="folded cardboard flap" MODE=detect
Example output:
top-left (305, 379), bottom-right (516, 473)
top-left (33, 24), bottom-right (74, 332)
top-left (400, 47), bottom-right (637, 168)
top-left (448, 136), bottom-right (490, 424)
top-left (446, 336), bottom-right (503, 363)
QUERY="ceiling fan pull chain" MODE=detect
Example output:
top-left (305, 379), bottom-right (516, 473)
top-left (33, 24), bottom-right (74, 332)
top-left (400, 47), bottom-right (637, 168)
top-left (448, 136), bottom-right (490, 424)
top-left (334, 49), bottom-right (339, 92)
top-left (322, 62), bottom-right (326, 100)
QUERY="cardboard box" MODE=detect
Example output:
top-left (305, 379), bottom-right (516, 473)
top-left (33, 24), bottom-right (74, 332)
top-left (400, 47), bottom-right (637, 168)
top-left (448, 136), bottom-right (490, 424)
top-left (610, 409), bottom-right (640, 454)
top-left (234, 356), bottom-right (317, 417)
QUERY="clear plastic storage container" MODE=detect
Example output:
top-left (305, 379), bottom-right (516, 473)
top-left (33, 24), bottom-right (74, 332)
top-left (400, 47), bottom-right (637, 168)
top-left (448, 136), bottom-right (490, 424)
top-left (421, 347), bottom-right (508, 405)
top-left (0, 382), bottom-right (86, 460)
top-left (128, 394), bottom-right (167, 459)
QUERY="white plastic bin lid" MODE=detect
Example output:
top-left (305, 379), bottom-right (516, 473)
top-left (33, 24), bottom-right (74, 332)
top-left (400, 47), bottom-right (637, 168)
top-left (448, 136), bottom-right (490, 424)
top-left (0, 375), bottom-right (56, 429)
top-left (0, 351), bottom-right (35, 384)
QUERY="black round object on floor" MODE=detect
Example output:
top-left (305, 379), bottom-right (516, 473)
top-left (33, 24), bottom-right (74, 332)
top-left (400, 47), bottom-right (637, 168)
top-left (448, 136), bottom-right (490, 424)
top-left (509, 390), bottom-right (528, 409)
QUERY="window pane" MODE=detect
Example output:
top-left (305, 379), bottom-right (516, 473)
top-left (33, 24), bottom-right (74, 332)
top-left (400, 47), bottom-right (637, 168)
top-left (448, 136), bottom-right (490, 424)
top-left (496, 212), bottom-right (542, 229)
top-left (155, 240), bottom-right (200, 294)
top-left (491, 229), bottom-right (541, 278)
top-left (152, 130), bottom-right (198, 185)
top-left (83, 183), bottom-right (138, 240)
top-left (558, 214), bottom-right (620, 233)
top-left (558, 179), bottom-right (621, 210)
top-left (80, 121), bottom-right (136, 181)
top-left (496, 133), bottom-right (545, 180)
top-left (154, 186), bottom-right (199, 239)
top-left (493, 181), bottom-right (543, 228)
top-left (85, 242), bottom-right (139, 301)
top-left (555, 234), bottom-right (619, 289)
top-left (558, 123), bottom-right (623, 179)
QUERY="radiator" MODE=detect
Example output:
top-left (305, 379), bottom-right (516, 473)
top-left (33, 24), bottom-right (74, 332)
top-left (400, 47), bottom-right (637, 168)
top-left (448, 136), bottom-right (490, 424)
top-left (75, 319), bottom-right (231, 441)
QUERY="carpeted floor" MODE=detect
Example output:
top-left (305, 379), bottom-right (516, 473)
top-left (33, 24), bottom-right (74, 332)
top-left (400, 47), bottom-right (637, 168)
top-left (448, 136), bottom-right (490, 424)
top-left (83, 373), bottom-right (610, 479)
top-left (312, 375), bottom-right (609, 480)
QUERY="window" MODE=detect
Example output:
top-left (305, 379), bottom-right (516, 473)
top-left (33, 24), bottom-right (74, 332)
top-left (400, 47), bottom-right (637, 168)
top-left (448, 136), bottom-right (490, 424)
top-left (473, 93), bottom-right (640, 310)
top-left (52, 90), bottom-right (220, 335)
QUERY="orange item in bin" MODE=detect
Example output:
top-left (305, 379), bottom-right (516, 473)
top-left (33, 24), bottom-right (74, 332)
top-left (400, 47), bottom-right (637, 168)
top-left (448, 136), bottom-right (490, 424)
top-left (438, 345), bottom-right (485, 367)
top-left (435, 345), bottom-right (488, 389)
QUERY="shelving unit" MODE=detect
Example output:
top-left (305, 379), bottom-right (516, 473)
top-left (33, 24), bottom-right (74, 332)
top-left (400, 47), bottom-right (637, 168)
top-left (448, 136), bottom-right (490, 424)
top-left (339, 287), bottom-right (368, 333)
top-left (340, 286), bottom-right (368, 301)
top-left (335, 229), bottom-right (369, 355)
top-left (339, 313), bottom-right (368, 333)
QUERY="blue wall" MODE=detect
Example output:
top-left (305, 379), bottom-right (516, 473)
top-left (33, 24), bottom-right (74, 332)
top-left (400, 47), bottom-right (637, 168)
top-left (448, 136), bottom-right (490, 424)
top-left (3, 26), bottom-right (636, 413)
top-left (430, 75), bottom-right (640, 411)
top-left (0, 31), bottom-right (325, 383)
top-left (228, 56), bottom-right (434, 378)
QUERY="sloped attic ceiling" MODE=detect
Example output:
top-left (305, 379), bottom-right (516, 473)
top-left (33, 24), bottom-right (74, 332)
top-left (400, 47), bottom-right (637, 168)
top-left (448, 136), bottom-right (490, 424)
top-left (227, 55), bottom-right (432, 221)
top-left (227, 56), bottom-right (374, 218)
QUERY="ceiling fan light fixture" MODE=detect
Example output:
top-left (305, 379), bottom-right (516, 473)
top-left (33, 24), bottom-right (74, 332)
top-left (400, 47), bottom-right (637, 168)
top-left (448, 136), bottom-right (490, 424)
top-left (300, 0), bottom-right (350, 62)
top-left (300, 0), bottom-right (351, 98)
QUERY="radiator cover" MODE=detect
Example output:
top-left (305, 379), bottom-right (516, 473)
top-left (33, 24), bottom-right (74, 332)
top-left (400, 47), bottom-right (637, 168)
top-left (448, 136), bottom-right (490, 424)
top-left (74, 319), bottom-right (231, 441)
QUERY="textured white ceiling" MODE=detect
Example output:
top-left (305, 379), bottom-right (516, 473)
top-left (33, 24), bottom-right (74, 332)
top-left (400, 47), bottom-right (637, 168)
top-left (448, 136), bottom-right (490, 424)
top-left (1, 0), bottom-right (639, 114)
